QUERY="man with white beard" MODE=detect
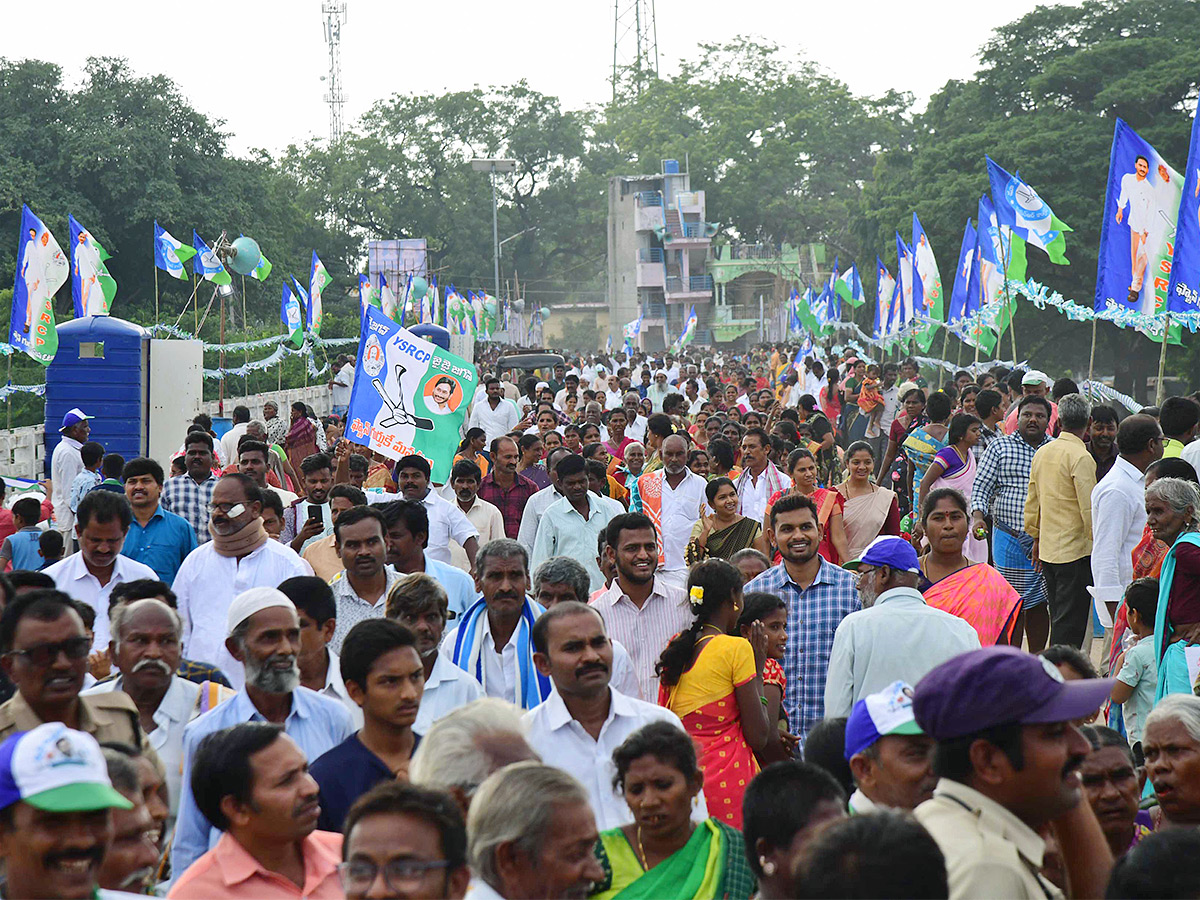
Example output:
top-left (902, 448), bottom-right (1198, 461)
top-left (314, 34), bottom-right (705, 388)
top-left (169, 588), bottom-right (354, 877)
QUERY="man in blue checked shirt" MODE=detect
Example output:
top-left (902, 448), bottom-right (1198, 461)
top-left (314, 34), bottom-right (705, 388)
top-left (162, 431), bottom-right (218, 544)
top-left (970, 394), bottom-right (1054, 653)
top-left (745, 492), bottom-right (859, 746)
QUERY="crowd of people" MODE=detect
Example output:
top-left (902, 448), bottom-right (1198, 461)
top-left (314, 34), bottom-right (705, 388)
top-left (4, 341), bottom-right (1200, 898)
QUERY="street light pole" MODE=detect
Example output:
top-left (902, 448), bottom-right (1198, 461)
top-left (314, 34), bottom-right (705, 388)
top-left (470, 158), bottom-right (518, 301)
top-left (490, 164), bottom-right (500, 298)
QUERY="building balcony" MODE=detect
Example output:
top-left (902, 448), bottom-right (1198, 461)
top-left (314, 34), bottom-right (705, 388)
top-left (637, 262), bottom-right (665, 288)
top-left (638, 248), bottom-right (663, 262)
top-left (665, 274), bottom-right (714, 303)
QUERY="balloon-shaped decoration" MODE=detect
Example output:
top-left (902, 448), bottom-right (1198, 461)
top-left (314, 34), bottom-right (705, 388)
top-left (539, 307), bottom-right (551, 319)
top-left (226, 236), bottom-right (262, 276)
top-left (512, 299), bottom-right (526, 313)
top-left (410, 276), bottom-right (428, 299)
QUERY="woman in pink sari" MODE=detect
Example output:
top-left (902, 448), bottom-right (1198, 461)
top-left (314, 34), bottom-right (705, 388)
top-left (603, 408), bottom-right (634, 462)
top-left (918, 413), bottom-right (986, 564)
top-left (918, 488), bottom-right (1020, 645)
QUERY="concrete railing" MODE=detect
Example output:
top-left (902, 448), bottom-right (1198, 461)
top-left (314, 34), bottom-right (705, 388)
top-left (0, 385), bottom-right (332, 481)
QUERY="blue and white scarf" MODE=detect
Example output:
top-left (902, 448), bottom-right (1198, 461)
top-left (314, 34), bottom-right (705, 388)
top-left (449, 596), bottom-right (550, 710)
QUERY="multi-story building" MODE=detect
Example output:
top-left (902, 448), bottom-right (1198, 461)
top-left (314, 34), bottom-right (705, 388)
top-left (606, 159), bottom-right (714, 350)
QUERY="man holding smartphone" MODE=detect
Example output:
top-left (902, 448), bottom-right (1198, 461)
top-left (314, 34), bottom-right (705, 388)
top-left (282, 453), bottom-right (336, 553)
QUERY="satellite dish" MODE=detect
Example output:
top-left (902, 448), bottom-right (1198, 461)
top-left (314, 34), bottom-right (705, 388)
top-left (225, 236), bottom-right (262, 276)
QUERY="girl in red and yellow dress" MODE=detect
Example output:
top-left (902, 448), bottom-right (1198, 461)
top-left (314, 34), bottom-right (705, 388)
top-left (656, 559), bottom-right (771, 828)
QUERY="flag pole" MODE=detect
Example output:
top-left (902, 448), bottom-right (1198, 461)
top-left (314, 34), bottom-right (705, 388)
top-left (1155, 316), bottom-right (1171, 405)
top-left (5, 354), bottom-right (11, 431)
top-left (193, 272), bottom-right (199, 334)
top-left (154, 264), bottom-right (159, 328)
top-left (1087, 317), bottom-right (1098, 395)
top-left (937, 327), bottom-right (950, 388)
top-left (218, 283), bottom-right (226, 415)
top-left (242, 275), bottom-right (249, 399)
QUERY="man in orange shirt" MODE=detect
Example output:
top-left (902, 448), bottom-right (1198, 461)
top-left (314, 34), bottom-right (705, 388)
top-left (168, 722), bottom-right (342, 898)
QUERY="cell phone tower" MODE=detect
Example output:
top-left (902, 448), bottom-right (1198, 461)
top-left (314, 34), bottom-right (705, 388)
top-left (611, 0), bottom-right (658, 103)
top-left (322, 2), bottom-right (348, 143)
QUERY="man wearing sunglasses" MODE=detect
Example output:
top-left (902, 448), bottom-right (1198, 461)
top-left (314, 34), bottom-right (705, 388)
top-left (0, 588), bottom-right (158, 759)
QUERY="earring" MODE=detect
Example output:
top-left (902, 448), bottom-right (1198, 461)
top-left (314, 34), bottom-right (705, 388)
top-left (760, 858), bottom-right (776, 877)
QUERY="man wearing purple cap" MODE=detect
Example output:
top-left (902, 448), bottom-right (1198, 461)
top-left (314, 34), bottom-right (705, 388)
top-left (827, 537), bottom-right (979, 716)
top-left (912, 646), bottom-right (1115, 899)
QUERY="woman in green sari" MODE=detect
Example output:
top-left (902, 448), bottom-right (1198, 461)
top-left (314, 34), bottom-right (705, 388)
top-left (590, 722), bottom-right (756, 900)
top-left (686, 477), bottom-right (769, 565)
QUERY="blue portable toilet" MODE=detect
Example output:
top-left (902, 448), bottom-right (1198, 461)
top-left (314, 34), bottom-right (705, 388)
top-left (44, 317), bottom-right (148, 475)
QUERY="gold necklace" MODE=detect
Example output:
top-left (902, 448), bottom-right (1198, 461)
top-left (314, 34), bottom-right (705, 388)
top-left (635, 825), bottom-right (648, 870)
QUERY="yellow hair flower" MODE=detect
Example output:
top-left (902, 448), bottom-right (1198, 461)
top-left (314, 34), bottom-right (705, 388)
top-left (689, 586), bottom-right (704, 606)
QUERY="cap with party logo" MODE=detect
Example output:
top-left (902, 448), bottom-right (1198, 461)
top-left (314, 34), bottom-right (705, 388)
top-left (843, 535), bottom-right (920, 574)
top-left (844, 680), bottom-right (924, 760)
top-left (913, 646), bottom-right (1114, 741)
top-left (0, 723), bottom-right (132, 813)
top-left (59, 408), bottom-right (92, 433)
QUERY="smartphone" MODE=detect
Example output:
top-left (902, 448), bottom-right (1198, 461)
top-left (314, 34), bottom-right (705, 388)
top-left (307, 505), bottom-right (323, 522)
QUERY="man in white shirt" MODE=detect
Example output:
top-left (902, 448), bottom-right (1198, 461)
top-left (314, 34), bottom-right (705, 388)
top-left (629, 435), bottom-right (707, 584)
top-left (591, 513), bottom-right (693, 700)
top-left (621, 393), bottom-right (648, 443)
top-left (218, 405), bottom-right (251, 465)
top-left (84, 596), bottom-right (231, 818)
top-left (439, 540), bottom-right (549, 710)
top-left (237, 440), bottom-right (298, 507)
top-left (646, 371), bottom-right (671, 413)
top-left (553, 374), bottom-right (580, 410)
top-left (517, 448), bottom-right (571, 553)
top-left (468, 376), bottom-right (521, 444)
top-left (735, 429), bottom-right (788, 526)
top-left (329, 356), bottom-right (355, 416)
top-left (603, 375), bottom-right (624, 410)
top-left (46, 490), bottom-right (159, 651)
top-left (386, 572), bottom-right (483, 735)
top-left (1090, 414), bottom-right (1164, 611)
top-left (51, 407), bottom-right (91, 541)
top-left (382, 499), bottom-right (479, 621)
top-left (524, 601), bottom-right (705, 829)
top-left (173, 474), bottom-right (310, 690)
top-left (826, 537), bottom-right (980, 716)
top-left (1116, 154), bottom-right (1157, 302)
top-left (390, 455), bottom-right (479, 571)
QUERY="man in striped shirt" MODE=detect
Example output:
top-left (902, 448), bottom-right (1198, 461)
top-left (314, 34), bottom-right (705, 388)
top-left (590, 513), bottom-right (692, 701)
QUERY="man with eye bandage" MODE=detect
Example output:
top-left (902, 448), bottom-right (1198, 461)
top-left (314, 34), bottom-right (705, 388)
top-left (171, 474), bottom-right (309, 692)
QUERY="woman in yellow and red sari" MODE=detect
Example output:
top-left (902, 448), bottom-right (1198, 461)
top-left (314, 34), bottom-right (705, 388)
top-left (656, 559), bottom-right (770, 828)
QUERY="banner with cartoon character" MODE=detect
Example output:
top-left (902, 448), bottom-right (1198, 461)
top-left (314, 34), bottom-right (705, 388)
top-left (345, 304), bottom-right (476, 483)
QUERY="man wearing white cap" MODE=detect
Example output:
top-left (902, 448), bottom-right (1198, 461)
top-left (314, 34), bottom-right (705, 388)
top-left (0, 722), bottom-right (134, 900)
top-left (826, 537), bottom-right (980, 717)
top-left (172, 474), bottom-right (309, 690)
top-left (843, 680), bottom-right (936, 814)
top-left (1002, 370), bottom-right (1060, 435)
top-left (51, 407), bottom-right (92, 542)
top-left (170, 586), bottom-right (354, 879)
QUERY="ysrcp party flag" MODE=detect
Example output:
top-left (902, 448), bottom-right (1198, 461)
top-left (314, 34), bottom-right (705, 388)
top-left (346, 305), bottom-right (478, 482)
top-left (192, 232), bottom-right (231, 285)
top-left (308, 252), bottom-right (328, 335)
top-left (10, 205), bottom-right (69, 365)
top-left (893, 234), bottom-right (916, 335)
top-left (835, 263), bottom-right (864, 308)
top-left (986, 157), bottom-right (1072, 264)
top-left (948, 219), bottom-right (977, 327)
top-left (874, 258), bottom-right (895, 341)
top-left (359, 274), bottom-right (380, 315)
top-left (153, 222), bottom-right (195, 280)
top-left (1164, 108), bottom-right (1200, 330)
top-left (1096, 118), bottom-right (1183, 321)
top-left (912, 213), bottom-right (943, 352)
top-left (280, 282), bottom-right (304, 349)
top-left (379, 274), bottom-right (398, 321)
top-left (69, 215), bottom-right (116, 317)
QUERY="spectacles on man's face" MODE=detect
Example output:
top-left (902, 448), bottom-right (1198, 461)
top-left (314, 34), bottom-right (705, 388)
top-left (337, 858), bottom-right (450, 893)
top-left (6, 637), bottom-right (90, 667)
top-left (854, 566), bottom-right (876, 587)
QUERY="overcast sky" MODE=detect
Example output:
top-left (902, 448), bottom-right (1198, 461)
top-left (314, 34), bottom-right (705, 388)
top-left (3, 0), bottom-right (1079, 155)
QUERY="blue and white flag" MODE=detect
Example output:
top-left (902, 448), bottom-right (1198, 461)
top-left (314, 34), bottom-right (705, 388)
top-left (280, 281), bottom-right (303, 348)
top-left (1164, 109), bottom-right (1200, 330)
top-left (1095, 118), bottom-right (1183, 321)
top-left (192, 232), bottom-right (231, 285)
top-left (153, 222), bottom-right (195, 280)
top-left (893, 234), bottom-right (916, 334)
top-left (69, 214), bottom-right (116, 318)
top-left (948, 219), bottom-right (977, 327)
top-left (874, 258), bottom-right (895, 341)
top-left (986, 156), bottom-right (1071, 264)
